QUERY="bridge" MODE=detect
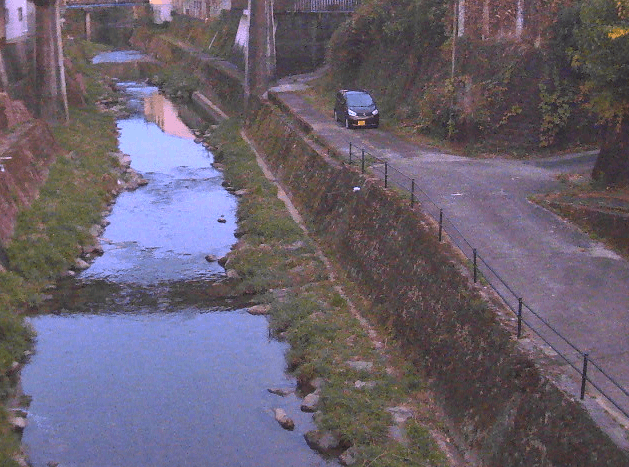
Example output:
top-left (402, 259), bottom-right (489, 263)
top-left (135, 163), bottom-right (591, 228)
top-left (64, 0), bottom-right (149, 8)
top-left (288, 0), bottom-right (359, 12)
top-left (63, 0), bottom-right (149, 42)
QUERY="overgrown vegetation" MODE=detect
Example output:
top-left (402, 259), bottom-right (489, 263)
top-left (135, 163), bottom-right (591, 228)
top-left (321, 0), bottom-right (596, 154)
top-left (574, 0), bottom-right (629, 185)
top-left (149, 63), bottom-right (202, 100)
top-left (6, 108), bottom-right (119, 282)
top-left (166, 11), bottom-right (241, 59)
top-left (209, 120), bottom-right (449, 466)
top-left (0, 39), bottom-right (123, 465)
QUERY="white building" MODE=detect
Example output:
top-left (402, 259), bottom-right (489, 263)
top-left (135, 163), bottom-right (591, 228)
top-left (4, 0), bottom-right (30, 43)
top-left (150, 0), bottom-right (173, 24)
top-left (172, 0), bottom-right (233, 20)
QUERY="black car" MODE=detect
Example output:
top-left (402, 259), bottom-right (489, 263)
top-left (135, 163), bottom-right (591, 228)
top-left (334, 90), bottom-right (379, 129)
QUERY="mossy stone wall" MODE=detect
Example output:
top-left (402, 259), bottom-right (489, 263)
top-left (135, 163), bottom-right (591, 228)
top-left (0, 120), bottom-right (60, 243)
top-left (243, 99), bottom-right (629, 467)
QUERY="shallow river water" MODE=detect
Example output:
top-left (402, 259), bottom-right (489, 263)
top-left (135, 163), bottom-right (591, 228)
top-left (21, 75), bottom-right (333, 466)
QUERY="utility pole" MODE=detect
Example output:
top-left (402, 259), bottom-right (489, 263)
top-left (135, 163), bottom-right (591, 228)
top-left (451, 0), bottom-right (458, 81)
top-left (33, 0), bottom-right (69, 123)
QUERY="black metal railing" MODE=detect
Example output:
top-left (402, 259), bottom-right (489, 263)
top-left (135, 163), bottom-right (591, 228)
top-left (347, 142), bottom-right (629, 420)
top-left (291, 0), bottom-right (360, 13)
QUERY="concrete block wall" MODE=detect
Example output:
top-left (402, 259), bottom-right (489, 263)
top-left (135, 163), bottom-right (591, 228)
top-left (243, 98), bottom-right (629, 467)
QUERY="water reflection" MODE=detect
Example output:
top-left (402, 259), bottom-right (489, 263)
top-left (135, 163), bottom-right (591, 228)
top-left (83, 84), bottom-right (235, 284)
top-left (92, 50), bottom-right (149, 64)
top-left (144, 92), bottom-right (195, 140)
top-left (21, 83), bottom-right (337, 466)
top-left (23, 311), bottom-right (326, 467)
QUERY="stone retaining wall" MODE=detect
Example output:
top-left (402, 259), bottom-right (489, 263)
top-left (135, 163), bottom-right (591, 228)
top-left (243, 98), bottom-right (629, 467)
top-left (274, 12), bottom-right (349, 77)
top-left (126, 33), bottom-right (629, 465)
top-left (129, 32), bottom-right (245, 115)
top-left (0, 117), bottom-right (60, 243)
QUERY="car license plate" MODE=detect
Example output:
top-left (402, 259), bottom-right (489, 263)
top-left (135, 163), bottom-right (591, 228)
top-left (357, 120), bottom-right (365, 126)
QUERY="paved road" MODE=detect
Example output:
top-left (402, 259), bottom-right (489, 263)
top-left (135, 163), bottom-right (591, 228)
top-left (269, 80), bottom-right (629, 426)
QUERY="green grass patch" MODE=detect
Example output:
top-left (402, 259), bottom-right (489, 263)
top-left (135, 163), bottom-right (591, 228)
top-left (6, 107), bottom-right (119, 283)
top-left (165, 12), bottom-right (241, 60)
top-left (208, 120), bottom-right (448, 465)
top-left (0, 40), bottom-right (125, 465)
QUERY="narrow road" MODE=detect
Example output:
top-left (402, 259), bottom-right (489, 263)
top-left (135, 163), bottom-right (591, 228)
top-left (269, 79), bottom-right (629, 425)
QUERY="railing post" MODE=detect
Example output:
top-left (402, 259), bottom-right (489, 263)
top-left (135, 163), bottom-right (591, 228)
top-left (580, 353), bottom-right (589, 400)
top-left (384, 162), bottom-right (388, 188)
top-left (349, 142), bottom-right (352, 164)
top-left (411, 179), bottom-right (415, 207)
top-left (473, 249), bottom-right (478, 283)
top-left (438, 209), bottom-right (443, 242)
top-left (517, 298), bottom-right (523, 338)
top-left (361, 149), bottom-right (365, 174)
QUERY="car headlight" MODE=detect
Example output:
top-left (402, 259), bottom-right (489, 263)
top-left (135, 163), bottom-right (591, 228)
top-left (347, 109), bottom-right (357, 117)
top-left (372, 109), bottom-right (379, 115)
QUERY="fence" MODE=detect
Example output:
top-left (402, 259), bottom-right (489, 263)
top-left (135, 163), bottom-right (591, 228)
top-left (347, 142), bottom-right (629, 421)
top-left (291, 0), bottom-right (361, 12)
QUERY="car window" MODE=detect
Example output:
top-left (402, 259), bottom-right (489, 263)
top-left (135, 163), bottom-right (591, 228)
top-left (346, 92), bottom-right (374, 107)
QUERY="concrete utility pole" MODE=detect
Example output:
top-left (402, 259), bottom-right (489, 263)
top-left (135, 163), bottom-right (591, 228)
top-left (33, 0), bottom-right (69, 123)
top-left (245, 0), bottom-right (276, 106)
top-left (0, 0), bottom-right (9, 91)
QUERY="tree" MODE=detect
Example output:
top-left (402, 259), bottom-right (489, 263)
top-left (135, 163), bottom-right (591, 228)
top-left (576, 0), bottom-right (629, 185)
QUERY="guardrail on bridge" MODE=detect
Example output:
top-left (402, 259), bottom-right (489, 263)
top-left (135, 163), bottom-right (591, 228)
top-left (291, 0), bottom-right (360, 12)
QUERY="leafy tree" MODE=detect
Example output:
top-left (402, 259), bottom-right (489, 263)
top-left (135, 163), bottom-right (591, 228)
top-left (576, 0), bottom-right (629, 185)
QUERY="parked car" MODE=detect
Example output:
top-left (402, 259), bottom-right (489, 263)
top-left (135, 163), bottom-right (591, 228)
top-left (334, 90), bottom-right (379, 129)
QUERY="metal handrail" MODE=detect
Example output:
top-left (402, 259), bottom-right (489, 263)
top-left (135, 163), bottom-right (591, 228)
top-left (346, 141), bottom-right (629, 420)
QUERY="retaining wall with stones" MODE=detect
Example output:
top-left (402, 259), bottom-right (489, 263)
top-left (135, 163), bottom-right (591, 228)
top-left (243, 98), bottom-right (629, 467)
top-left (0, 116), bottom-right (60, 244)
top-left (121, 34), bottom-right (629, 465)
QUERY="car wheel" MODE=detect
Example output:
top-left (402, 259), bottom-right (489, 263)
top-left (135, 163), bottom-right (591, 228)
top-left (345, 118), bottom-right (350, 129)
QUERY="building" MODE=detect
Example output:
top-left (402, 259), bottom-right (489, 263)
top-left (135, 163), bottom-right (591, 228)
top-left (150, 0), bottom-right (173, 23)
top-left (4, 0), bottom-right (32, 43)
top-left (171, 0), bottom-right (245, 20)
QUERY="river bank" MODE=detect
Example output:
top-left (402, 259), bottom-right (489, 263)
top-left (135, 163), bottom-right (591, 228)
top-left (204, 119), bottom-right (460, 465)
top-left (0, 40), bottom-right (154, 465)
top-left (128, 21), bottom-right (629, 466)
top-left (0, 32), bottom-right (456, 464)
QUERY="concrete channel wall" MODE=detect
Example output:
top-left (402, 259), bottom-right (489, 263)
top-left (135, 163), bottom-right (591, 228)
top-left (131, 35), bottom-right (629, 466)
top-left (274, 12), bottom-right (349, 77)
top-left (243, 99), bottom-right (629, 467)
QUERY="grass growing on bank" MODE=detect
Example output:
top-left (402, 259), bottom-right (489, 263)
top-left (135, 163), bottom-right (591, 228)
top-left (163, 12), bottom-right (241, 61)
top-left (0, 42), bottom-right (124, 465)
top-left (6, 107), bottom-right (119, 285)
top-left (209, 119), bottom-right (448, 466)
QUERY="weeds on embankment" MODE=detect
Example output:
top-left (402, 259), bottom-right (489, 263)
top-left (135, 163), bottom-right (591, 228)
top-left (0, 42), bottom-right (125, 465)
top-left (209, 119), bottom-right (449, 466)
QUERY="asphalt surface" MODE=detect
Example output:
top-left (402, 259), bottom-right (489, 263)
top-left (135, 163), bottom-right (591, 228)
top-left (269, 78), bottom-right (629, 429)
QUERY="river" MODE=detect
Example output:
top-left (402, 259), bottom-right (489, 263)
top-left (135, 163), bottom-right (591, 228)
top-left (20, 65), bottom-right (334, 466)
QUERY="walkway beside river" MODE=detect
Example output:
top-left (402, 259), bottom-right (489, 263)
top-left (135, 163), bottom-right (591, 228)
top-left (268, 77), bottom-right (629, 436)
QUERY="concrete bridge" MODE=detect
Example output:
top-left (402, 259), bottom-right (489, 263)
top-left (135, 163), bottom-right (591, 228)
top-left (64, 0), bottom-right (149, 9)
top-left (64, 0), bottom-right (149, 41)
